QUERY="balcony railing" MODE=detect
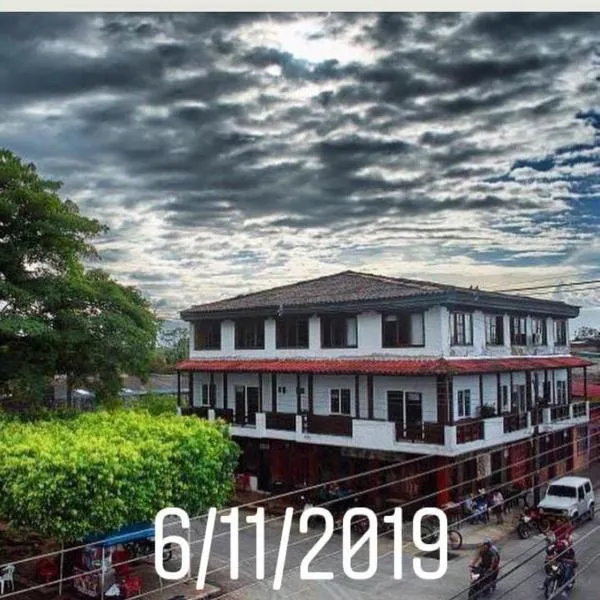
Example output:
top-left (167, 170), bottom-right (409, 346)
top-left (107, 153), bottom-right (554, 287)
top-left (213, 408), bottom-right (234, 423)
top-left (265, 411), bottom-right (296, 431)
top-left (572, 402), bottom-right (587, 418)
top-left (456, 419), bottom-right (485, 444)
top-left (550, 405), bottom-right (569, 422)
top-left (503, 413), bottom-right (528, 434)
top-left (305, 414), bottom-right (352, 437)
top-left (395, 422), bottom-right (445, 445)
top-left (181, 406), bottom-right (210, 418)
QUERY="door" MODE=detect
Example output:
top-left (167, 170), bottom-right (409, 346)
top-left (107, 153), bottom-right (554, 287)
top-left (235, 386), bottom-right (246, 425)
top-left (405, 392), bottom-right (423, 426)
top-left (247, 386), bottom-right (259, 425)
top-left (387, 391), bottom-right (404, 422)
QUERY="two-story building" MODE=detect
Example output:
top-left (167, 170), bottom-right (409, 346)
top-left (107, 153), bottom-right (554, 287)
top-left (176, 270), bottom-right (592, 507)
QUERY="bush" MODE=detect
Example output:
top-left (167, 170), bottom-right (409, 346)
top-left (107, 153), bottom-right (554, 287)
top-left (0, 410), bottom-right (239, 541)
top-left (130, 393), bottom-right (178, 415)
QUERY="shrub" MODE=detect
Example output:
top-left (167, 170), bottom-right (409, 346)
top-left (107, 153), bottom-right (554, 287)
top-left (0, 410), bottom-right (239, 541)
top-left (130, 393), bottom-right (178, 415)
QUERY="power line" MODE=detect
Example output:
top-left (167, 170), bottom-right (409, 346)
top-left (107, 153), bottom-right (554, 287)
top-left (2, 402), bottom-right (589, 570)
top-left (2, 421), bottom-right (597, 599)
top-left (491, 279), bottom-right (600, 293)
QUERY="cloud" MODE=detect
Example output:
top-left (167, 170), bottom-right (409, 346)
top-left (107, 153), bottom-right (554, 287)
top-left (1, 12), bottom-right (599, 316)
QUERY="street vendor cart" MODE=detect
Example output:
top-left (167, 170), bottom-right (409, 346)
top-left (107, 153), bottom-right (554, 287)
top-left (72, 522), bottom-right (170, 599)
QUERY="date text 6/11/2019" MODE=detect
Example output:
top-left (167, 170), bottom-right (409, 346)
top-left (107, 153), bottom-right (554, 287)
top-left (154, 506), bottom-right (449, 590)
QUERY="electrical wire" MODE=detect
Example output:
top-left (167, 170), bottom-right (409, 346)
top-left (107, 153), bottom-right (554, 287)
top-left (0, 402), bottom-right (590, 572)
top-left (2, 425), bottom-right (597, 600)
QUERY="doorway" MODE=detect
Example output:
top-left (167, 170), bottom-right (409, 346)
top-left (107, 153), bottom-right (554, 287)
top-left (234, 385), bottom-right (260, 425)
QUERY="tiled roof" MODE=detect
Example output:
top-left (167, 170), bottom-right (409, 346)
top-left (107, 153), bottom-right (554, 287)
top-left (176, 356), bottom-right (592, 375)
top-left (180, 269), bottom-right (579, 317)
top-left (181, 270), bottom-right (455, 315)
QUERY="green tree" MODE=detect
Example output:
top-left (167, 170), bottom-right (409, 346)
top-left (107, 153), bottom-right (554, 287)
top-left (0, 149), bottom-right (157, 404)
top-left (0, 410), bottom-right (239, 540)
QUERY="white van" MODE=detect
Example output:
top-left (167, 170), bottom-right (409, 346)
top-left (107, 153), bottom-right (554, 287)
top-left (538, 476), bottom-right (595, 521)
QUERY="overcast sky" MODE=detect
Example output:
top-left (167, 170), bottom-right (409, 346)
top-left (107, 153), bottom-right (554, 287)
top-left (1, 13), bottom-right (599, 328)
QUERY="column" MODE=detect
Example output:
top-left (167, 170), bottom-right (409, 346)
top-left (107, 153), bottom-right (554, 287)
top-left (367, 375), bottom-right (374, 420)
top-left (436, 456), bottom-right (451, 506)
top-left (177, 371), bottom-right (181, 407)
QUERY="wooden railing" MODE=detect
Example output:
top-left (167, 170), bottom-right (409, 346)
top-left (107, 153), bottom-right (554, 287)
top-left (572, 402), bottom-right (587, 418)
top-left (395, 422), bottom-right (445, 445)
top-left (213, 408), bottom-right (234, 423)
top-left (181, 406), bottom-right (209, 418)
top-left (550, 405), bottom-right (569, 422)
top-left (305, 414), bottom-right (352, 437)
top-left (456, 419), bottom-right (484, 444)
top-left (265, 412), bottom-right (296, 431)
top-left (503, 413), bottom-right (528, 433)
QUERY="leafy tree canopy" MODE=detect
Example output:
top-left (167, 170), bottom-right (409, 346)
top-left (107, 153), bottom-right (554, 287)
top-left (0, 410), bottom-right (239, 540)
top-left (0, 149), bottom-right (158, 402)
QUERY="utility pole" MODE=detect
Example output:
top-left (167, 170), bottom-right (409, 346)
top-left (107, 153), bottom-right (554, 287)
top-left (533, 423), bottom-right (541, 506)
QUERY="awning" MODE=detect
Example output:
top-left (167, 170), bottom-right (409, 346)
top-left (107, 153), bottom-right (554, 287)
top-left (83, 523), bottom-right (155, 547)
top-left (176, 355), bottom-right (592, 376)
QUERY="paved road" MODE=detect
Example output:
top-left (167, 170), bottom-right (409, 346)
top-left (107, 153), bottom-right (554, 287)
top-left (184, 512), bottom-right (600, 600)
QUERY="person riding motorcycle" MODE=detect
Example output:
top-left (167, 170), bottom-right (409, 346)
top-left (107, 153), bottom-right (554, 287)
top-left (469, 538), bottom-right (500, 591)
top-left (554, 536), bottom-right (576, 591)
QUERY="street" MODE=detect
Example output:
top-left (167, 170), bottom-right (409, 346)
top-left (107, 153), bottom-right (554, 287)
top-left (184, 512), bottom-right (600, 600)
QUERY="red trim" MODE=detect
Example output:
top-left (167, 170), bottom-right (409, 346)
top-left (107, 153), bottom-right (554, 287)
top-left (176, 356), bottom-right (592, 375)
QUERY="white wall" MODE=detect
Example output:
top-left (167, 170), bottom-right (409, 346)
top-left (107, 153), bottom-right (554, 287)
top-left (190, 308), bottom-right (445, 359)
top-left (188, 308), bottom-right (572, 359)
top-left (372, 375), bottom-right (437, 422)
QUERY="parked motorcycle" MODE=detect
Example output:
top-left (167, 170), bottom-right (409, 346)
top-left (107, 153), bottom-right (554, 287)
top-left (468, 564), bottom-right (496, 599)
top-left (517, 507), bottom-right (551, 539)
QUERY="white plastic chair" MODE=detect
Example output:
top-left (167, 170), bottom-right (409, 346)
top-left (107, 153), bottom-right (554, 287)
top-left (0, 564), bottom-right (15, 595)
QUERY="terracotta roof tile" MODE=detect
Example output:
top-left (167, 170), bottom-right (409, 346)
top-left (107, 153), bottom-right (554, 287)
top-left (176, 356), bottom-right (593, 375)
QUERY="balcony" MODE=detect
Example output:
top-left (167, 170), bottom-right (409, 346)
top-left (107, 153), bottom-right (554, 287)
top-left (503, 413), bottom-right (528, 434)
top-left (456, 419), bottom-right (484, 444)
top-left (304, 414), bottom-right (353, 437)
top-left (264, 411), bottom-right (296, 431)
top-left (395, 422), bottom-right (445, 445)
top-left (541, 401), bottom-right (589, 430)
top-left (190, 401), bottom-right (589, 456)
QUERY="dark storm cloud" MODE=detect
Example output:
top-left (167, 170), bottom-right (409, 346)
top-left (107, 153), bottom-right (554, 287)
top-left (1, 12), bottom-right (599, 313)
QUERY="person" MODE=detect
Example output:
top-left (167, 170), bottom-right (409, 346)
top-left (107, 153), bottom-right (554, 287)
top-left (491, 490), bottom-right (504, 524)
top-left (554, 536), bottom-right (576, 594)
top-left (469, 538), bottom-right (500, 591)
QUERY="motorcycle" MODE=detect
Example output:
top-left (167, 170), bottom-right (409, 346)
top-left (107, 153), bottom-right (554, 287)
top-left (517, 507), bottom-right (551, 539)
top-left (543, 561), bottom-right (575, 599)
top-left (468, 565), bottom-right (496, 599)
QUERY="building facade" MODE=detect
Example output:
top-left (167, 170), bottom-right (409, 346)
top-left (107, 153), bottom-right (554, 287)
top-left (176, 271), bottom-right (592, 507)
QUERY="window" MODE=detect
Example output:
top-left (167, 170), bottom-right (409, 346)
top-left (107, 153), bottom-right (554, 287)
top-left (510, 316), bottom-right (527, 345)
top-left (457, 390), bottom-right (471, 418)
top-left (201, 383), bottom-right (216, 406)
top-left (578, 487), bottom-right (585, 501)
top-left (531, 318), bottom-right (547, 346)
top-left (321, 316), bottom-right (357, 348)
top-left (555, 320), bottom-right (567, 345)
top-left (235, 318), bottom-right (265, 349)
top-left (276, 317), bottom-right (309, 348)
top-left (556, 380), bottom-right (567, 404)
top-left (382, 312), bottom-right (424, 347)
top-left (501, 385), bottom-right (509, 412)
top-left (193, 320), bottom-right (221, 350)
top-left (450, 312), bottom-right (473, 346)
top-left (485, 315), bottom-right (504, 346)
top-left (330, 389), bottom-right (351, 415)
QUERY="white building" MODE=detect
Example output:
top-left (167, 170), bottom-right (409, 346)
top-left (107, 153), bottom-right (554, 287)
top-left (177, 271), bottom-right (592, 505)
